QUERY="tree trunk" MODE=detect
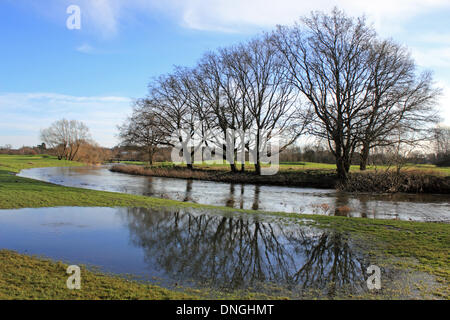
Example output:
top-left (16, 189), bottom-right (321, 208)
top-left (359, 144), bottom-right (370, 171)
top-left (148, 148), bottom-right (153, 165)
top-left (255, 162), bottom-right (261, 175)
top-left (230, 149), bottom-right (238, 173)
top-left (255, 130), bottom-right (261, 175)
top-left (336, 156), bottom-right (349, 184)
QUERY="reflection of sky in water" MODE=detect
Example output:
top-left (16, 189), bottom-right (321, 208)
top-left (18, 166), bottom-right (450, 222)
top-left (0, 207), bottom-right (372, 297)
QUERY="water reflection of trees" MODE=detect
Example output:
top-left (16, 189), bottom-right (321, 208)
top-left (122, 207), bottom-right (369, 296)
top-left (224, 184), bottom-right (260, 210)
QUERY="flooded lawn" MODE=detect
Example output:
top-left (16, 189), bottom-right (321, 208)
top-left (18, 166), bottom-right (450, 222)
top-left (0, 206), bottom-right (391, 298)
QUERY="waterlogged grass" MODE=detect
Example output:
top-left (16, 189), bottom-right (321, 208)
top-left (0, 154), bottom-right (449, 299)
top-left (297, 215), bottom-right (450, 299)
top-left (0, 250), bottom-right (197, 300)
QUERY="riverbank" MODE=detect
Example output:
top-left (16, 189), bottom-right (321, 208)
top-left (110, 164), bottom-right (450, 194)
top-left (110, 164), bottom-right (338, 189)
top-left (0, 155), bottom-right (449, 299)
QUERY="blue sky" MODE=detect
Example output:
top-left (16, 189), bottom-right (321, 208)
top-left (1, 0), bottom-right (450, 147)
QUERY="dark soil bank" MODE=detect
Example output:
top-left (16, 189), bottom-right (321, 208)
top-left (110, 165), bottom-right (338, 189)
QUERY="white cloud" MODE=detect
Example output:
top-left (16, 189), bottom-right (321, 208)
top-left (416, 33), bottom-right (450, 45)
top-left (69, 0), bottom-right (122, 38)
top-left (0, 92), bottom-right (132, 148)
top-left (161, 0), bottom-right (450, 33)
top-left (412, 47), bottom-right (450, 69)
top-left (45, 0), bottom-right (450, 35)
top-left (76, 43), bottom-right (95, 54)
top-left (437, 82), bottom-right (450, 127)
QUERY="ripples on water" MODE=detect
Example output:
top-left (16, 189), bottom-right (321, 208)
top-left (18, 166), bottom-right (450, 222)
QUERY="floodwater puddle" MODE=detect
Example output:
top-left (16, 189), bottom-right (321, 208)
top-left (0, 206), bottom-right (389, 298)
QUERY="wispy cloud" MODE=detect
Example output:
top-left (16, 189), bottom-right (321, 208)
top-left (37, 0), bottom-right (450, 35)
top-left (160, 0), bottom-right (450, 33)
top-left (412, 47), bottom-right (450, 69)
top-left (0, 92), bottom-right (132, 148)
top-left (79, 0), bottom-right (121, 37)
top-left (76, 43), bottom-right (95, 54)
top-left (437, 82), bottom-right (450, 127)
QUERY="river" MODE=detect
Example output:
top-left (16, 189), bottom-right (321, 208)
top-left (18, 166), bottom-right (450, 222)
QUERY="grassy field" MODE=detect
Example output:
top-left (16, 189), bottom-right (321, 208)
top-left (113, 159), bottom-right (450, 175)
top-left (0, 154), bottom-right (84, 172)
top-left (0, 154), bottom-right (449, 299)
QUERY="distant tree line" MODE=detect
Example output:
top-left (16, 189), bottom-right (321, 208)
top-left (432, 125), bottom-right (450, 166)
top-left (0, 144), bottom-right (46, 156)
top-left (119, 8), bottom-right (440, 183)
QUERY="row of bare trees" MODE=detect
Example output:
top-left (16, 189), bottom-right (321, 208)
top-left (119, 8), bottom-right (440, 182)
top-left (120, 37), bottom-right (308, 174)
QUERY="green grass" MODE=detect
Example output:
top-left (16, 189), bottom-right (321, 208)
top-left (0, 250), bottom-right (198, 300)
top-left (0, 154), bottom-right (449, 299)
top-left (136, 160), bottom-right (450, 176)
top-left (0, 154), bottom-right (84, 173)
top-left (0, 169), bottom-right (209, 210)
top-left (0, 155), bottom-right (229, 210)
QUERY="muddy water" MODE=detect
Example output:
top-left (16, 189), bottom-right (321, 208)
top-left (0, 206), bottom-right (378, 297)
top-left (18, 166), bottom-right (450, 222)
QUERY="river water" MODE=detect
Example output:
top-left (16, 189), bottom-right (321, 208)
top-left (18, 166), bottom-right (450, 222)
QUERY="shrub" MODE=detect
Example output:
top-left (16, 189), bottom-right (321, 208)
top-left (340, 170), bottom-right (450, 194)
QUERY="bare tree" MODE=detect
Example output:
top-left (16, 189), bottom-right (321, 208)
top-left (40, 119), bottom-right (90, 160)
top-left (119, 99), bottom-right (168, 165)
top-left (150, 73), bottom-right (199, 169)
top-left (228, 36), bottom-right (307, 175)
top-left (196, 51), bottom-right (246, 172)
top-left (432, 125), bottom-right (450, 166)
top-left (357, 39), bottom-right (440, 170)
top-left (274, 8), bottom-right (376, 182)
top-left (433, 125), bottom-right (450, 155)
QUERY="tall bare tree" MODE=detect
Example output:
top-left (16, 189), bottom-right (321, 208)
top-left (433, 125), bottom-right (450, 155)
top-left (357, 39), bottom-right (440, 170)
top-left (196, 51), bottom-right (245, 172)
top-left (274, 8), bottom-right (376, 182)
top-left (118, 99), bottom-right (168, 165)
top-left (228, 36), bottom-right (307, 175)
top-left (150, 73), bottom-right (199, 169)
